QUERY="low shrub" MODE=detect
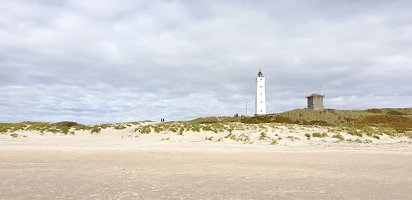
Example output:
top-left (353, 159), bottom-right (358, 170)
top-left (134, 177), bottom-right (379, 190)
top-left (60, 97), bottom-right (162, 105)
top-left (367, 108), bottom-right (382, 113)
top-left (202, 125), bottom-right (213, 132)
top-left (229, 133), bottom-right (250, 143)
top-left (113, 125), bottom-right (126, 130)
top-left (312, 132), bottom-right (328, 138)
top-left (372, 135), bottom-right (380, 140)
top-left (360, 115), bottom-right (412, 130)
top-left (364, 139), bottom-right (372, 143)
top-left (192, 116), bottom-right (241, 124)
top-left (139, 126), bottom-right (152, 134)
top-left (347, 129), bottom-right (363, 137)
top-left (241, 115), bottom-right (294, 124)
top-left (286, 136), bottom-right (300, 141)
top-left (91, 126), bottom-right (101, 133)
top-left (386, 110), bottom-right (405, 115)
top-left (259, 132), bottom-right (268, 140)
top-left (354, 139), bottom-right (363, 143)
top-left (205, 136), bottom-right (213, 141)
top-left (332, 134), bottom-right (345, 141)
top-left (154, 126), bottom-right (164, 133)
top-left (54, 121), bottom-right (82, 134)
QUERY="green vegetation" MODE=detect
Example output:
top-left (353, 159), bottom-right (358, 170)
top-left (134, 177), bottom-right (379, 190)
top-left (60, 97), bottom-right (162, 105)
top-left (154, 126), bottom-right (164, 133)
top-left (345, 138), bottom-right (373, 144)
top-left (1, 108), bottom-right (411, 140)
top-left (241, 115), bottom-right (294, 124)
top-left (228, 133), bottom-right (251, 143)
top-left (0, 121), bottom-right (150, 135)
top-left (259, 132), bottom-right (268, 140)
top-left (189, 108), bottom-right (412, 137)
top-left (347, 129), bottom-right (363, 137)
top-left (139, 126), bottom-right (152, 134)
top-left (113, 124), bottom-right (127, 130)
top-left (236, 108), bottom-right (412, 133)
top-left (191, 123), bottom-right (201, 132)
top-left (91, 126), bottom-right (101, 134)
top-left (134, 121), bottom-right (240, 136)
top-left (286, 136), bottom-right (300, 141)
top-left (0, 124), bottom-right (10, 134)
top-left (0, 121), bottom-right (87, 135)
top-left (205, 136), bottom-right (213, 141)
top-left (360, 114), bottom-right (412, 130)
top-left (332, 134), bottom-right (345, 141)
top-left (364, 139), bottom-right (372, 143)
top-left (192, 116), bottom-right (241, 124)
top-left (312, 132), bottom-right (328, 138)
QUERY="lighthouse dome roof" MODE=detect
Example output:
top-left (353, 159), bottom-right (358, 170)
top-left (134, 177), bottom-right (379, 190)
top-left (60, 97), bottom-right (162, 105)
top-left (257, 69), bottom-right (264, 77)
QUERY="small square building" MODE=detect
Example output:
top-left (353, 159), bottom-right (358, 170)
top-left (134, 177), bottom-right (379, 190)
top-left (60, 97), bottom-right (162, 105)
top-left (306, 93), bottom-right (325, 110)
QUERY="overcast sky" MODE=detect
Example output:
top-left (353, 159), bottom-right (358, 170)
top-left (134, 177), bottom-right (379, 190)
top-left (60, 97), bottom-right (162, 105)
top-left (1, 0), bottom-right (411, 124)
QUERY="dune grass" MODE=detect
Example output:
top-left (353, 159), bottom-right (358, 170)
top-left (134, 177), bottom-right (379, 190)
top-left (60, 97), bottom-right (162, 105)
top-left (135, 121), bottom-right (240, 135)
top-left (312, 132), bottom-right (328, 138)
top-left (233, 108), bottom-right (412, 135)
top-left (2, 108), bottom-right (411, 139)
top-left (332, 134), bottom-right (345, 141)
top-left (0, 121), bottom-right (144, 135)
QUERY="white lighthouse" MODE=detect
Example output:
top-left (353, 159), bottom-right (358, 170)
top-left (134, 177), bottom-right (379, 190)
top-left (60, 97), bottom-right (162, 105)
top-left (255, 69), bottom-right (266, 115)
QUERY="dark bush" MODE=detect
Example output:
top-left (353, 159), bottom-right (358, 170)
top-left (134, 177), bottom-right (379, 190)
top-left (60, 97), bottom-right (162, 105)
top-left (386, 110), bottom-right (405, 115)
top-left (241, 115), bottom-right (294, 124)
top-left (360, 115), bottom-right (412, 129)
top-left (367, 108), bottom-right (383, 113)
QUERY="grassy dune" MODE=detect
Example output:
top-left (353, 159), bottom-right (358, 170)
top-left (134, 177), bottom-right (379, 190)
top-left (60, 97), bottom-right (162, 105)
top-left (130, 108), bottom-right (412, 142)
top-left (1, 108), bottom-right (411, 140)
top-left (0, 121), bottom-right (142, 135)
top-left (190, 108), bottom-right (412, 131)
top-left (253, 108), bottom-right (412, 131)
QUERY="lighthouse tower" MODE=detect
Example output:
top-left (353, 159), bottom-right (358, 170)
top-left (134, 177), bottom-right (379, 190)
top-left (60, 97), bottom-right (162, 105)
top-left (255, 69), bottom-right (266, 115)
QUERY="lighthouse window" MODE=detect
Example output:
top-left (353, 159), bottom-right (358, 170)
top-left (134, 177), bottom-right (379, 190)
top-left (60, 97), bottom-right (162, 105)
top-left (261, 110), bottom-right (262, 112)
top-left (260, 93), bottom-right (262, 95)
top-left (260, 86), bottom-right (262, 88)
top-left (260, 101), bottom-right (262, 103)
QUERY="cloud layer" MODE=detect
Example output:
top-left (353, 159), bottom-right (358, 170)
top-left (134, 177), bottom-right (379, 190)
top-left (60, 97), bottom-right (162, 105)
top-left (1, 0), bottom-right (412, 124)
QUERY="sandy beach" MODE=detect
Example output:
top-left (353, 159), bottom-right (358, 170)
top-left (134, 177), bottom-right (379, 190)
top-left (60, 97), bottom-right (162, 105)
top-left (1, 128), bottom-right (411, 200)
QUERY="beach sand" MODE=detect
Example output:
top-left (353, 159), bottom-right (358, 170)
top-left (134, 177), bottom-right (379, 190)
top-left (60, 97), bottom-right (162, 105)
top-left (0, 131), bottom-right (411, 200)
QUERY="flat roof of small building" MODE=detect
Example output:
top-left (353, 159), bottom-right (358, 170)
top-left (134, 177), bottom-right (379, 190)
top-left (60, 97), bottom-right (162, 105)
top-left (306, 93), bottom-right (325, 98)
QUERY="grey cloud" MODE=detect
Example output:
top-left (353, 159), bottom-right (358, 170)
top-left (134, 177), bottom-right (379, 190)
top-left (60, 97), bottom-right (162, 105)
top-left (1, 0), bottom-right (411, 123)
